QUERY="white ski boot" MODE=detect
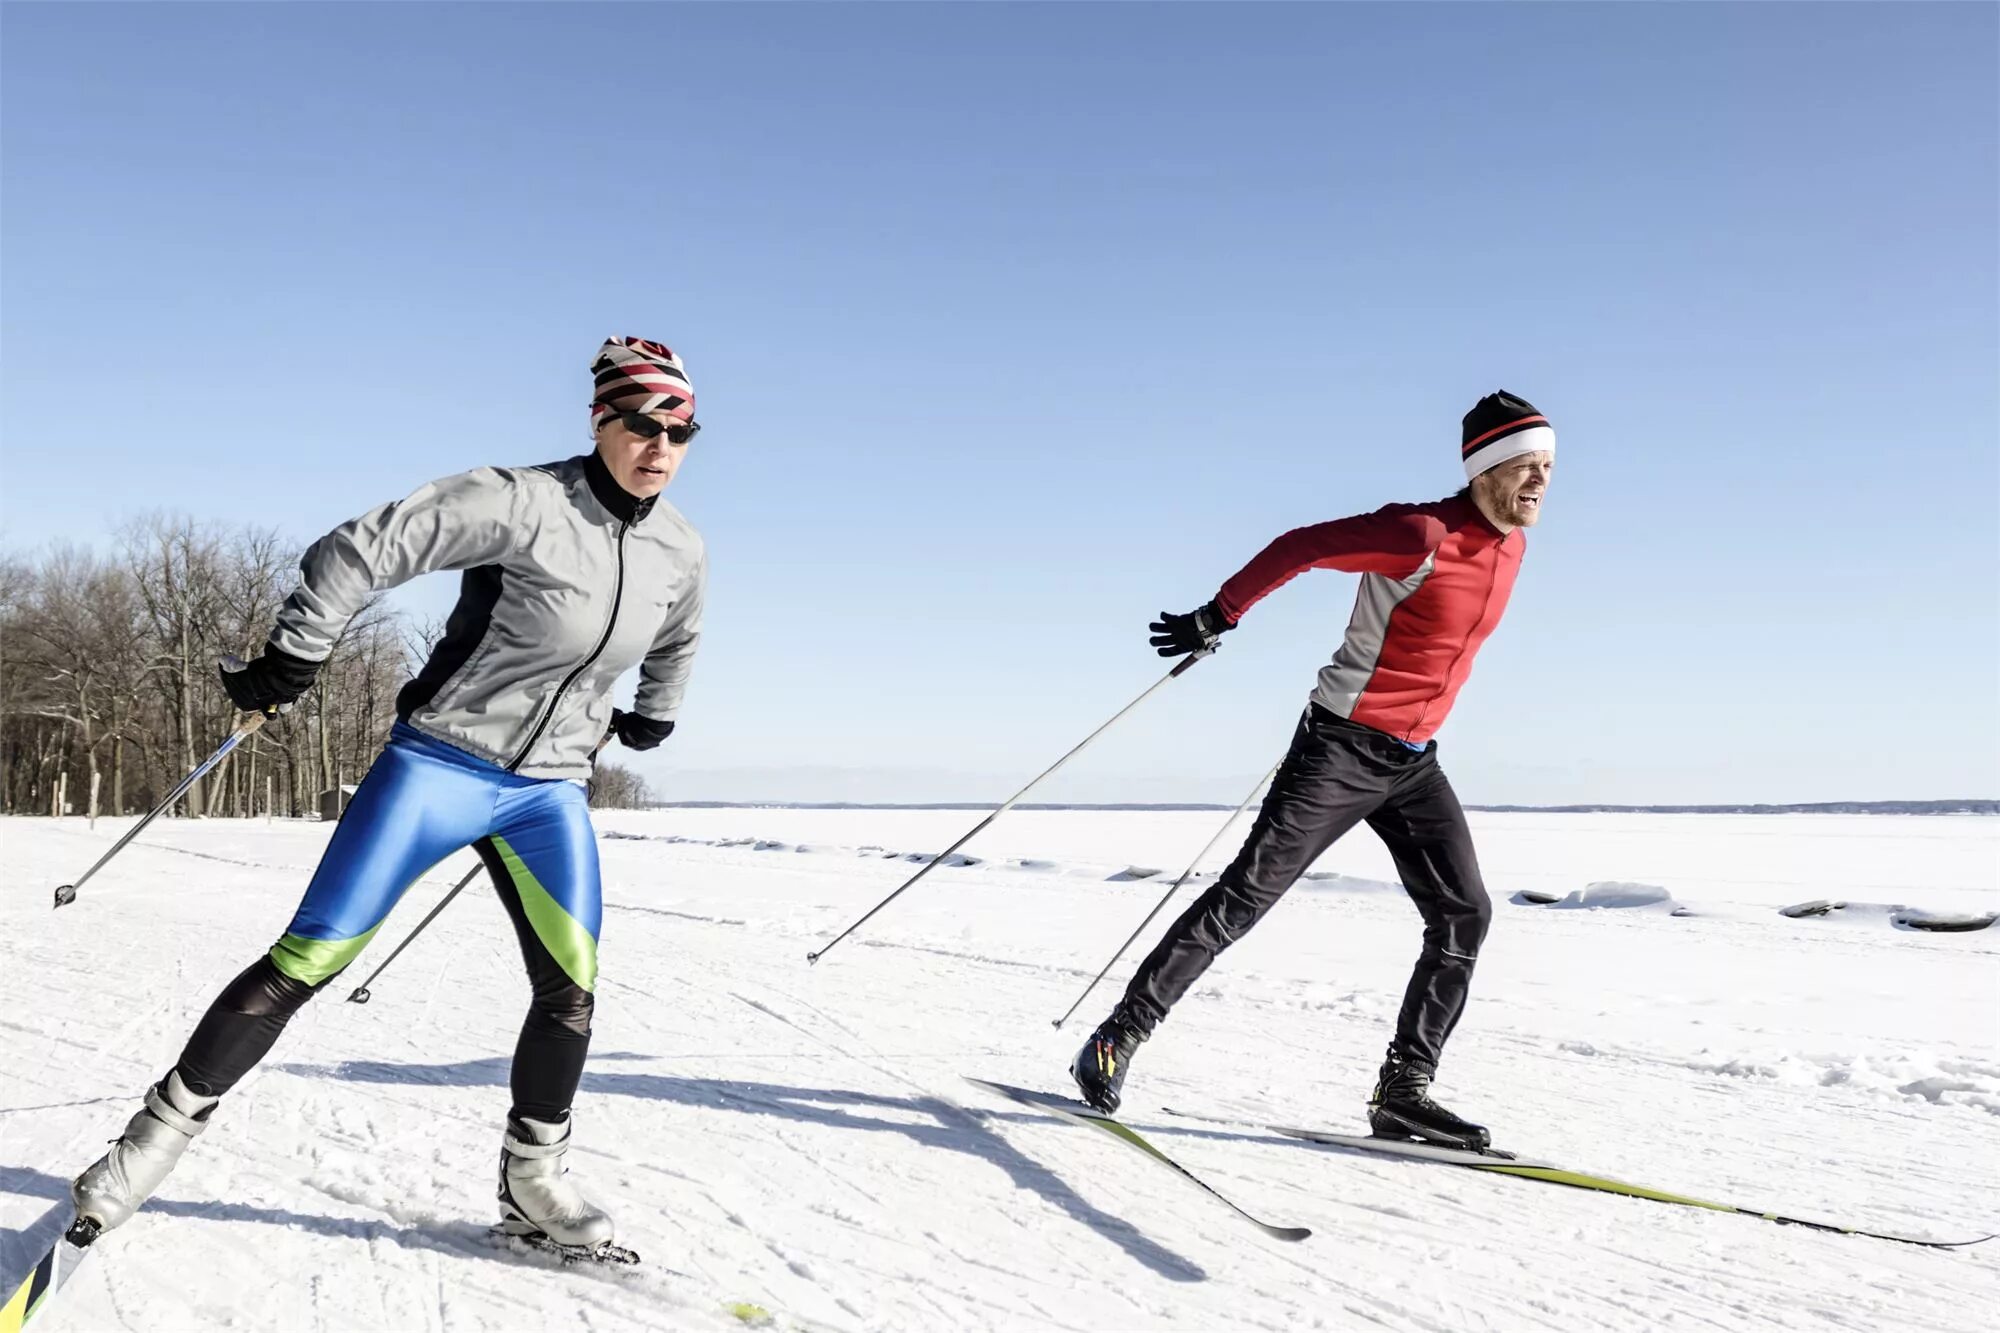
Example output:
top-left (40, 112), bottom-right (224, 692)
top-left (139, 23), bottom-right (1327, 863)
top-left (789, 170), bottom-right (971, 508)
top-left (497, 1113), bottom-right (616, 1253)
top-left (71, 1070), bottom-right (220, 1236)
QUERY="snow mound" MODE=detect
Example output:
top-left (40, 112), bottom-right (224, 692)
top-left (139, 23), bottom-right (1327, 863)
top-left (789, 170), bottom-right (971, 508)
top-left (1776, 900), bottom-right (1999, 933)
top-left (1779, 899), bottom-right (1844, 918)
top-left (902, 850), bottom-right (981, 868)
top-left (1899, 910), bottom-right (1999, 933)
top-left (1297, 871), bottom-right (1405, 894)
top-left (1713, 1050), bottom-right (2000, 1117)
top-left (1528, 881), bottom-right (1691, 915)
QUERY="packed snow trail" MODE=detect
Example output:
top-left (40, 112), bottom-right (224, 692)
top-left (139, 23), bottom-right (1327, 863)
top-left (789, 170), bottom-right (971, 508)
top-left (3, 811), bottom-right (1995, 1331)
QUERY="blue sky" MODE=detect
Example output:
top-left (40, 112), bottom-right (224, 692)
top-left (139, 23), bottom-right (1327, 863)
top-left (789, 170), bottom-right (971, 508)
top-left (3, 3), bottom-right (1994, 804)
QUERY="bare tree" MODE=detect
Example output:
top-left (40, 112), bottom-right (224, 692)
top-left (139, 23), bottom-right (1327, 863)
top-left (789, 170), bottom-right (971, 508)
top-left (212, 526), bottom-right (293, 816)
top-left (0, 553), bottom-right (35, 813)
top-left (401, 614), bottom-right (446, 667)
top-left (122, 515), bottom-right (227, 816)
top-left (2, 547), bottom-right (150, 814)
top-left (589, 762), bottom-right (654, 810)
top-left (87, 561), bottom-right (155, 814)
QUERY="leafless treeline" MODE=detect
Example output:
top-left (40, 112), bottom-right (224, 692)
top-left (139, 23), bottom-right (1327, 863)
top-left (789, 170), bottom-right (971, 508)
top-left (3, 513), bottom-right (657, 820)
top-left (1, 515), bottom-right (409, 819)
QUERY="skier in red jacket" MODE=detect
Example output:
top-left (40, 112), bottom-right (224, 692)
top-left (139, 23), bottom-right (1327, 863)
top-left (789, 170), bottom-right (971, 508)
top-left (1072, 391), bottom-right (1555, 1149)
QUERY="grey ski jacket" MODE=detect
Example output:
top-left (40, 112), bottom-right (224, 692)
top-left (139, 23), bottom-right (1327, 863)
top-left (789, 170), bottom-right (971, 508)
top-left (269, 452), bottom-right (705, 779)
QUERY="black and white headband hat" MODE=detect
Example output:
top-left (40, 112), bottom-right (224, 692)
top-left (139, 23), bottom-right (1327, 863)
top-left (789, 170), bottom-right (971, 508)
top-left (1461, 391), bottom-right (1555, 480)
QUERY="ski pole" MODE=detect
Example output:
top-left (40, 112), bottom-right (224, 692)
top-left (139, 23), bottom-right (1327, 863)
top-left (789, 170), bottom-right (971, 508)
top-left (52, 709), bottom-right (276, 909)
top-left (347, 731), bottom-right (615, 1004)
top-left (806, 649), bottom-right (1215, 966)
top-left (1050, 759), bottom-right (1279, 1030)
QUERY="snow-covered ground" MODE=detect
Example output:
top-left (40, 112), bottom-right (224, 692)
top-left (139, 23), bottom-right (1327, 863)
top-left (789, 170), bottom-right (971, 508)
top-left (3, 809), bottom-right (1995, 1331)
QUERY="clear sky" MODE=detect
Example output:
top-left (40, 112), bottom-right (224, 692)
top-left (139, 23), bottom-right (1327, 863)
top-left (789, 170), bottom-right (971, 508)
top-left (3, 3), bottom-right (1994, 805)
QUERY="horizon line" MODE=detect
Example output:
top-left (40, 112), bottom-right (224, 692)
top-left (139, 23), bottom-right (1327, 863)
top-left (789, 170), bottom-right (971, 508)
top-left (635, 799), bottom-right (1998, 816)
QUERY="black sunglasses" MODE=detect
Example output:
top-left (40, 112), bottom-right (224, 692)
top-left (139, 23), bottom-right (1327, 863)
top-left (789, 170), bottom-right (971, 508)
top-left (615, 411), bottom-right (700, 446)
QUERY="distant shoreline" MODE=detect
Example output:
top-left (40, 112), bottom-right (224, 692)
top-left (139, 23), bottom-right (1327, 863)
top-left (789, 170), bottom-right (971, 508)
top-left (648, 800), bottom-right (1997, 816)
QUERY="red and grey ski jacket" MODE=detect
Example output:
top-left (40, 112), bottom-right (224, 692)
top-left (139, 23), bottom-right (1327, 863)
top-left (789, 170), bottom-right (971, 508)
top-left (1213, 496), bottom-right (1522, 745)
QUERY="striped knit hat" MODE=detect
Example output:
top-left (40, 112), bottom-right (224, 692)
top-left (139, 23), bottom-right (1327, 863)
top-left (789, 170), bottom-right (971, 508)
top-left (1461, 391), bottom-right (1554, 480)
top-left (590, 336), bottom-right (696, 430)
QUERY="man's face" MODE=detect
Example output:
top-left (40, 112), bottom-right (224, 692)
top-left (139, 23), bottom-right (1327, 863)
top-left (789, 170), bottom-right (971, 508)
top-left (594, 412), bottom-right (690, 497)
top-left (1473, 451), bottom-right (1554, 529)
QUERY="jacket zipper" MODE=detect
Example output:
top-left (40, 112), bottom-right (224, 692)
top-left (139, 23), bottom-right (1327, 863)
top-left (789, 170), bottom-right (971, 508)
top-left (506, 517), bottom-right (629, 772)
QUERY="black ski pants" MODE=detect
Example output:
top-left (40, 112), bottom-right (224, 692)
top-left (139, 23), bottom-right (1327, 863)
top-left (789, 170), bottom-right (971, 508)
top-left (1120, 704), bottom-right (1492, 1070)
top-left (174, 834), bottom-right (593, 1122)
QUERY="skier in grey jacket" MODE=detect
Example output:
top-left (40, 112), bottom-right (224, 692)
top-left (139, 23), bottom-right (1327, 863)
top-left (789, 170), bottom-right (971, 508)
top-left (72, 336), bottom-right (706, 1257)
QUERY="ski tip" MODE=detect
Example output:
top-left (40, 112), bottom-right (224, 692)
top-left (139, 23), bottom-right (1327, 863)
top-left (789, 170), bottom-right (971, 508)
top-left (1267, 1224), bottom-right (1313, 1242)
top-left (1933, 1232), bottom-right (1999, 1249)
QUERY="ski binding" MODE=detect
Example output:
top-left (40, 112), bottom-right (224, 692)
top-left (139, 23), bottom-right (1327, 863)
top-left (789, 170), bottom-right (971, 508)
top-left (489, 1223), bottom-right (640, 1266)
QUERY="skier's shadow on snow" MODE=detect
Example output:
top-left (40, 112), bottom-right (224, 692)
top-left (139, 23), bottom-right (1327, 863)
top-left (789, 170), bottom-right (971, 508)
top-left (0, 1164), bottom-right (659, 1284)
top-left (280, 1055), bottom-right (1210, 1282)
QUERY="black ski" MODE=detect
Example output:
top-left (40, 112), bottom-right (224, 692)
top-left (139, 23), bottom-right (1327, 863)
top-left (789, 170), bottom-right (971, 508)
top-left (1163, 1106), bottom-right (1995, 1250)
top-left (2, 1209), bottom-right (98, 1332)
top-left (964, 1077), bottom-right (1309, 1242)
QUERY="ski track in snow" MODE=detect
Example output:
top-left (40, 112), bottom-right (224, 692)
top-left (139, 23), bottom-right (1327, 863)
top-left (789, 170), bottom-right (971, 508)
top-left (2, 810), bottom-right (1996, 1331)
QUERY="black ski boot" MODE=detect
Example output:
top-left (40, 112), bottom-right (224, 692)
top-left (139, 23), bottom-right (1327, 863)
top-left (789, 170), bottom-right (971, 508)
top-left (1368, 1047), bottom-right (1490, 1151)
top-left (1071, 1007), bottom-right (1146, 1115)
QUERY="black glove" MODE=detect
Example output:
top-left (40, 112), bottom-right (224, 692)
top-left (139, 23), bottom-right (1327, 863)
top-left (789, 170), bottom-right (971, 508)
top-left (610, 708), bottom-right (676, 751)
top-left (218, 646), bottom-right (321, 713)
top-left (1148, 601), bottom-right (1235, 658)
